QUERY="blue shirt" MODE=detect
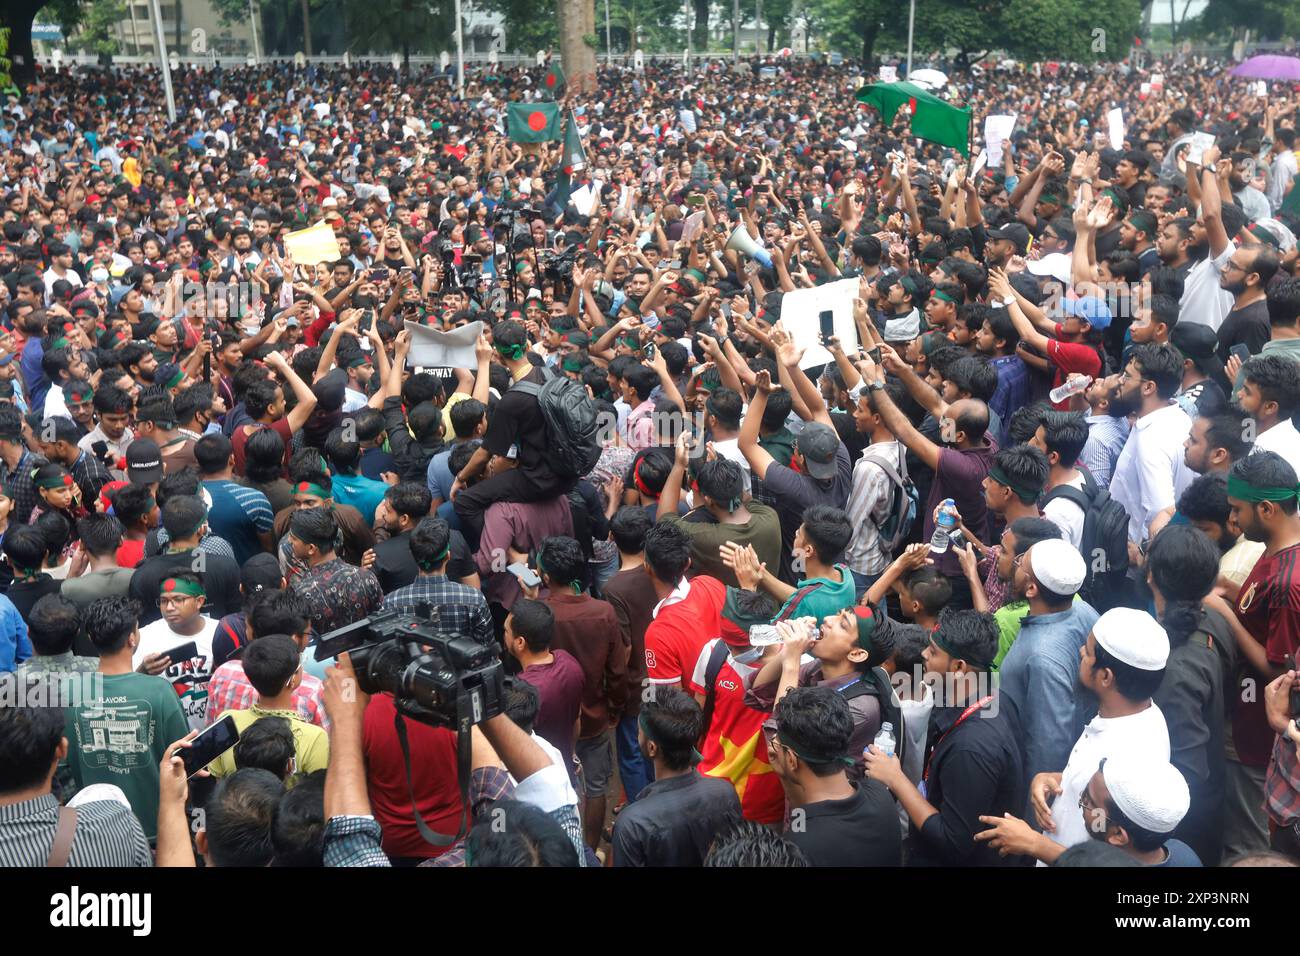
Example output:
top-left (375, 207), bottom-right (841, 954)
top-left (358, 447), bottom-right (397, 482)
top-left (988, 355), bottom-right (1030, 448)
top-left (331, 473), bottom-right (388, 526)
top-left (1153, 838), bottom-right (1203, 867)
top-left (202, 479), bottom-right (275, 566)
top-left (996, 600), bottom-right (1099, 785)
top-left (426, 446), bottom-right (456, 501)
top-left (21, 337), bottom-right (48, 415)
top-left (0, 594), bottom-right (32, 672)
top-left (1079, 414), bottom-right (1131, 490)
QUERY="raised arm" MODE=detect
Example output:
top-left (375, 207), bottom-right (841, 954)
top-left (738, 370), bottom-right (777, 481)
top-left (855, 355), bottom-right (942, 472)
top-left (266, 348), bottom-right (319, 433)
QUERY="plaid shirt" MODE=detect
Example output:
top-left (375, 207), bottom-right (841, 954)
top-left (206, 659), bottom-right (329, 729)
top-left (70, 449), bottom-right (111, 505)
top-left (382, 575), bottom-right (495, 646)
top-left (1265, 727), bottom-right (1300, 827)
top-left (0, 449), bottom-right (45, 525)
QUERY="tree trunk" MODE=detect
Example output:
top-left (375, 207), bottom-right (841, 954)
top-left (558, 0), bottom-right (597, 92)
top-left (300, 0), bottom-right (313, 55)
top-left (861, 20), bottom-right (878, 70)
top-left (693, 0), bottom-right (708, 52)
top-left (1, 2), bottom-right (40, 88)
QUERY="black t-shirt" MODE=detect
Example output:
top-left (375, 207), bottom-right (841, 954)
top-left (373, 530), bottom-right (418, 594)
top-left (128, 550), bottom-right (242, 627)
top-left (1215, 298), bottom-right (1271, 363)
top-left (483, 366), bottom-right (555, 484)
top-left (787, 781), bottom-right (902, 867)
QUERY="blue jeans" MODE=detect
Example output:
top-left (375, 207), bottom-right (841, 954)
top-left (590, 550), bottom-right (620, 599)
top-left (616, 712), bottom-right (653, 803)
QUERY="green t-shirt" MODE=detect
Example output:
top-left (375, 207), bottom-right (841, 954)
top-left (777, 564), bottom-right (857, 622)
top-left (661, 502), bottom-right (782, 590)
top-left (65, 672), bottom-right (190, 842)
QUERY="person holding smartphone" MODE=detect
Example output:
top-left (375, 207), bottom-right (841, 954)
top-left (133, 573), bottom-right (220, 732)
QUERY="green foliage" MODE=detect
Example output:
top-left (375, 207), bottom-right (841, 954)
top-left (342, 0), bottom-right (455, 53)
top-left (0, 26), bottom-right (10, 90)
top-left (68, 0), bottom-right (126, 56)
top-left (1195, 0), bottom-right (1300, 40)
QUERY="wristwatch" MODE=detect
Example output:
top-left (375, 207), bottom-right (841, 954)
top-left (1001, 295), bottom-right (1015, 307)
top-left (867, 380), bottom-right (885, 392)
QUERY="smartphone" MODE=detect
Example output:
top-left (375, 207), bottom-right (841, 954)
top-left (178, 714), bottom-right (239, 778)
top-left (160, 641), bottom-right (198, 664)
top-left (507, 562), bottom-right (541, 588)
top-left (644, 341), bottom-right (657, 360)
top-left (1229, 343), bottom-right (1251, 366)
top-left (369, 267), bottom-right (390, 282)
top-left (868, 346), bottom-right (882, 364)
top-left (721, 301), bottom-right (732, 319)
top-left (685, 195), bottom-right (705, 207)
top-left (818, 310), bottom-right (835, 343)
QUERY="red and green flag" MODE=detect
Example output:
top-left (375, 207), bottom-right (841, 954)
top-left (541, 61), bottom-right (566, 100)
top-left (507, 102), bottom-right (563, 143)
top-left (554, 110), bottom-right (587, 208)
top-left (855, 81), bottom-right (971, 157)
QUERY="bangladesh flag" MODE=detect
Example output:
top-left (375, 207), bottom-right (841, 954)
top-left (855, 81), bottom-right (971, 157)
top-left (507, 102), bottom-right (562, 143)
top-left (553, 110), bottom-right (587, 209)
top-left (541, 61), bottom-right (566, 100)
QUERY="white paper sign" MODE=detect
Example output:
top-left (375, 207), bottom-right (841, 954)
top-left (571, 181), bottom-right (604, 216)
top-left (681, 211), bottom-right (705, 242)
top-left (678, 109), bottom-right (697, 134)
top-left (1150, 72), bottom-right (1164, 92)
top-left (403, 320), bottom-right (483, 368)
top-left (878, 65), bottom-right (897, 83)
top-left (1185, 131), bottom-right (1216, 168)
top-left (1106, 107), bottom-right (1125, 150)
top-left (970, 149), bottom-right (988, 178)
top-left (780, 277), bottom-right (863, 370)
top-left (984, 114), bottom-right (1016, 165)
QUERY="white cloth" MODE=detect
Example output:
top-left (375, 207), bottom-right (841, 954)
top-left (510, 733), bottom-right (580, 813)
top-left (1178, 245), bottom-right (1235, 334)
top-left (1109, 403), bottom-right (1195, 544)
top-left (1042, 473), bottom-right (1087, 552)
top-left (1251, 418), bottom-right (1300, 479)
top-left (43, 384), bottom-right (68, 421)
top-left (1042, 702), bottom-right (1171, 864)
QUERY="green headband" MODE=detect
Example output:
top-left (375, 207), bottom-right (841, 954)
top-left (931, 289), bottom-right (957, 305)
top-left (294, 481), bottom-right (330, 500)
top-left (1226, 474), bottom-right (1300, 503)
top-left (33, 470), bottom-right (75, 491)
top-left (417, 544), bottom-right (451, 571)
top-left (561, 357), bottom-right (585, 373)
top-left (931, 626), bottom-right (993, 670)
top-left (161, 577), bottom-right (205, 599)
top-left (495, 341), bottom-right (526, 360)
top-left (721, 586), bottom-right (774, 632)
top-left (989, 463), bottom-right (1044, 504)
top-left (163, 368), bottom-right (185, 390)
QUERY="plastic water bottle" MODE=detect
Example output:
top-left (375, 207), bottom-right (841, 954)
top-left (748, 625), bottom-right (784, 647)
top-left (930, 498), bottom-right (956, 554)
top-left (1049, 375), bottom-right (1092, 404)
top-left (873, 722), bottom-right (897, 758)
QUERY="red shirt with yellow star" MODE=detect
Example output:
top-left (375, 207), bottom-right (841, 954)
top-left (689, 639), bottom-right (783, 825)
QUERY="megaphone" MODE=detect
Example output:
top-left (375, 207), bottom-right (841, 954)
top-left (725, 224), bottom-right (773, 269)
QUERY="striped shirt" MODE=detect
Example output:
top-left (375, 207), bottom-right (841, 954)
top-left (0, 793), bottom-right (152, 867)
top-left (1079, 414), bottom-right (1131, 490)
top-left (202, 479), bottom-right (275, 566)
top-left (844, 441), bottom-right (903, 576)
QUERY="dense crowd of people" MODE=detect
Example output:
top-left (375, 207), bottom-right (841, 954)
top-left (0, 49), bottom-right (1299, 869)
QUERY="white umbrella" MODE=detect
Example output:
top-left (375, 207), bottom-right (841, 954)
top-left (908, 68), bottom-right (948, 90)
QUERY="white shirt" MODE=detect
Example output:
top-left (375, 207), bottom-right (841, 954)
top-left (42, 266), bottom-right (83, 304)
top-left (1110, 403), bottom-right (1195, 544)
top-left (1043, 702), bottom-right (1170, 863)
top-left (133, 617), bottom-right (219, 732)
top-left (1252, 418), bottom-right (1300, 478)
top-left (706, 437), bottom-right (752, 496)
top-left (43, 383), bottom-right (69, 421)
top-left (1179, 244), bottom-right (1235, 334)
top-left (509, 733), bottom-right (580, 813)
top-left (1042, 473), bottom-right (1087, 552)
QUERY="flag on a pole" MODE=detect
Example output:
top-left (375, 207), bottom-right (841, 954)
top-left (854, 81), bottom-right (972, 157)
top-left (541, 61), bottom-right (566, 100)
top-left (554, 110), bottom-right (587, 209)
top-left (507, 102), bottom-right (563, 143)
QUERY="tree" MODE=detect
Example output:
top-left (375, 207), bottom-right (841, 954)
top-left (69, 0), bottom-right (126, 60)
top-left (1196, 0), bottom-right (1300, 41)
top-left (1, 0), bottom-right (85, 87)
top-left (557, 0), bottom-right (597, 91)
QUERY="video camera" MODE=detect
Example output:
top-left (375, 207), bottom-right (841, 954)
top-left (316, 606), bottom-right (505, 730)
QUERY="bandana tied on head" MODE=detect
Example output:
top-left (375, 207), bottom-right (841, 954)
top-left (1226, 475), bottom-right (1300, 504)
top-left (495, 341), bottom-right (526, 360)
top-left (853, 606), bottom-right (877, 653)
top-left (34, 470), bottom-right (75, 491)
top-left (161, 577), bottom-right (205, 599)
top-left (721, 586), bottom-right (773, 645)
top-left (295, 481), bottom-right (330, 501)
top-left (988, 463), bottom-right (1044, 503)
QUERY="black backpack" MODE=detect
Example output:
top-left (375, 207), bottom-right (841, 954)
top-left (859, 443), bottom-right (920, 554)
top-left (841, 666), bottom-right (907, 765)
top-left (1041, 469), bottom-right (1130, 612)
top-left (512, 367), bottom-right (602, 480)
